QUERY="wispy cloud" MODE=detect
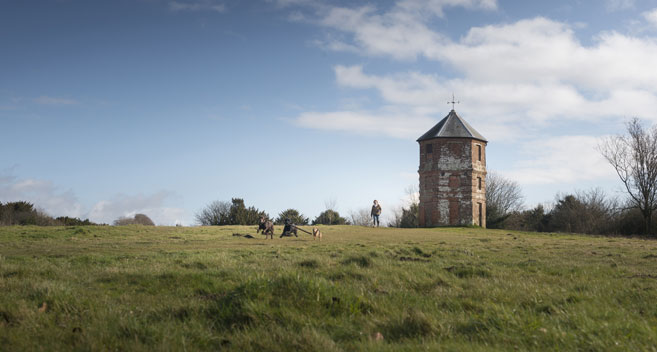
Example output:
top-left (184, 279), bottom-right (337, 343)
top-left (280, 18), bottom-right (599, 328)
top-left (0, 175), bottom-right (83, 218)
top-left (294, 110), bottom-right (434, 139)
top-left (282, 0), bottom-right (657, 191)
top-left (33, 96), bottom-right (78, 105)
top-left (502, 136), bottom-right (617, 185)
top-left (606, 0), bottom-right (634, 12)
top-left (288, 9), bottom-right (657, 141)
top-left (88, 191), bottom-right (186, 226)
top-left (0, 171), bottom-right (186, 225)
top-left (169, 0), bottom-right (226, 13)
top-left (643, 8), bottom-right (657, 27)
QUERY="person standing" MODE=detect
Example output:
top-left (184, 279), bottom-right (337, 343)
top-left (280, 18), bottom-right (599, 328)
top-left (371, 200), bottom-right (382, 227)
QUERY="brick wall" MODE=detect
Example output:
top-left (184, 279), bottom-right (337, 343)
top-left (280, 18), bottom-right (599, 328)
top-left (418, 138), bottom-right (487, 227)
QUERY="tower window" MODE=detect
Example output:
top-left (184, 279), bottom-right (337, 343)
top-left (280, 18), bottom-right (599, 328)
top-left (426, 143), bottom-right (433, 154)
top-left (477, 145), bottom-right (482, 161)
top-left (478, 177), bottom-right (482, 190)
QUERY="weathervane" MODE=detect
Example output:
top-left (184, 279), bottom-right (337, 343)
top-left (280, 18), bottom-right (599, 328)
top-left (448, 93), bottom-right (460, 110)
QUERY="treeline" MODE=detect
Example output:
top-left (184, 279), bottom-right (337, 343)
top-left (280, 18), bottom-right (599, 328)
top-left (0, 201), bottom-right (97, 226)
top-left (493, 190), bottom-right (652, 236)
top-left (196, 198), bottom-right (348, 226)
top-left (0, 201), bottom-right (158, 226)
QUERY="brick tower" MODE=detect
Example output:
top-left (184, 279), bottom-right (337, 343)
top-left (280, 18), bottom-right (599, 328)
top-left (417, 109), bottom-right (487, 227)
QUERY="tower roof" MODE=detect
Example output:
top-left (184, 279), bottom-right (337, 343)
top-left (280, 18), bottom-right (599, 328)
top-left (416, 109), bottom-right (487, 142)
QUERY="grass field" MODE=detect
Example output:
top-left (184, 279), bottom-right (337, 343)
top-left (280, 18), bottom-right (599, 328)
top-left (1, 225), bottom-right (657, 351)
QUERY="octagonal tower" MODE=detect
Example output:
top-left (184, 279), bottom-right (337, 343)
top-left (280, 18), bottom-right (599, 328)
top-left (417, 109), bottom-right (487, 227)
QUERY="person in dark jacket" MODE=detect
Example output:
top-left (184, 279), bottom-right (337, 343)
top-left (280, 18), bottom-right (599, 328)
top-left (371, 200), bottom-right (382, 227)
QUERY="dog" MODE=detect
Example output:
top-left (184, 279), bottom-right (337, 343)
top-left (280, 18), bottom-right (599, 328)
top-left (280, 218), bottom-right (298, 238)
top-left (258, 217), bottom-right (275, 239)
top-left (312, 227), bottom-right (322, 241)
top-left (257, 217), bottom-right (267, 234)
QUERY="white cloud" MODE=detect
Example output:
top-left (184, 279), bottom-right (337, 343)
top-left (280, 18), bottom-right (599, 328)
top-left (395, 0), bottom-right (497, 18)
top-left (318, 5), bottom-right (449, 60)
top-left (0, 176), bottom-right (83, 218)
top-left (294, 110), bottom-right (434, 139)
top-left (643, 8), bottom-right (657, 27)
top-left (294, 65), bottom-right (657, 142)
top-left (320, 12), bottom-right (657, 92)
top-left (501, 136), bottom-right (617, 185)
top-left (290, 10), bottom-right (657, 140)
top-left (606, 0), bottom-right (634, 12)
top-left (443, 19), bottom-right (657, 92)
top-left (169, 0), bottom-right (226, 13)
top-left (88, 191), bottom-right (186, 226)
top-left (33, 96), bottom-right (78, 105)
top-left (286, 1), bottom-right (657, 190)
top-left (0, 172), bottom-right (186, 225)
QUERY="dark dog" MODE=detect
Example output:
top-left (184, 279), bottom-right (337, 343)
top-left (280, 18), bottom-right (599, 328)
top-left (257, 217), bottom-right (267, 234)
top-left (280, 218), bottom-right (298, 238)
top-left (258, 217), bottom-right (275, 239)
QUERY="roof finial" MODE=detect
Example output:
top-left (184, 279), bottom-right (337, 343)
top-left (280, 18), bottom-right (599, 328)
top-left (447, 93), bottom-right (459, 111)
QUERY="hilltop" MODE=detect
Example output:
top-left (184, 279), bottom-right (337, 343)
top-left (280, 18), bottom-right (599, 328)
top-left (1, 225), bottom-right (656, 351)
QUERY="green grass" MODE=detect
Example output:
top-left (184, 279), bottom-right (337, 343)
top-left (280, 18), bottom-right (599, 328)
top-left (1, 225), bottom-right (657, 351)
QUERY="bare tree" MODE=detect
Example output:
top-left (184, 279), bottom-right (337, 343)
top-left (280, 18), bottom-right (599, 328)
top-left (349, 208), bottom-right (372, 226)
top-left (600, 118), bottom-right (657, 235)
top-left (322, 198), bottom-right (338, 224)
top-left (388, 185), bottom-right (420, 228)
top-left (486, 171), bottom-right (524, 228)
top-left (404, 185), bottom-right (419, 206)
top-left (324, 198), bottom-right (337, 211)
top-left (195, 200), bottom-right (231, 226)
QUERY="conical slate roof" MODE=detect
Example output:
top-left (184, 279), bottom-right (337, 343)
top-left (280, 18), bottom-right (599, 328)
top-left (416, 110), bottom-right (487, 142)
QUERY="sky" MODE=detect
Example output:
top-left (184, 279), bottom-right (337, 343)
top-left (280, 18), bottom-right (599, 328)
top-left (2, 0), bottom-right (657, 226)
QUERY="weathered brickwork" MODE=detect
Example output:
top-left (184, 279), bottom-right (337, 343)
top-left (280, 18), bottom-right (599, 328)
top-left (417, 112), bottom-right (487, 227)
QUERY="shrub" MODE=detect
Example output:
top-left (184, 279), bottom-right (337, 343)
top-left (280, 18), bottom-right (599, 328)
top-left (312, 210), bottom-right (347, 225)
top-left (196, 198), bottom-right (267, 226)
top-left (275, 209), bottom-right (309, 225)
top-left (113, 214), bottom-right (155, 226)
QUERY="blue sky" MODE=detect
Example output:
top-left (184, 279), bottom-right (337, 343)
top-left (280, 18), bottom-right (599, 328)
top-left (2, 0), bottom-right (657, 225)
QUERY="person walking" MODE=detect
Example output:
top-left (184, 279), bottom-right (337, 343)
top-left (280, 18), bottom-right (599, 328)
top-left (371, 200), bottom-right (382, 227)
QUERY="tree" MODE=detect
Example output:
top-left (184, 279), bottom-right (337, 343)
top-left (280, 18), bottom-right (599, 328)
top-left (399, 203), bottom-right (419, 228)
top-left (547, 189), bottom-right (617, 235)
top-left (349, 208), bottom-right (372, 226)
top-left (600, 118), bottom-right (657, 235)
top-left (133, 214), bottom-right (155, 226)
top-left (228, 198), bottom-right (267, 225)
top-left (55, 216), bottom-right (95, 226)
top-left (113, 213), bottom-right (155, 226)
top-left (195, 198), bottom-right (267, 226)
top-left (486, 171), bottom-right (524, 228)
top-left (388, 185), bottom-right (419, 228)
top-left (195, 200), bottom-right (231, 226)
top-left (505, 204), bottom-right (550, 232)
top-left (275, 209), bottom-right (309, 225)
top-left (312, 210), bottom-right (347, 225)
top-left (0, 201), bottom-right (57, 226)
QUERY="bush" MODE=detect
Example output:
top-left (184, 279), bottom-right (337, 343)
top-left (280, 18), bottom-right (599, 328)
top-left (195, 200), bottom-right (231, 226)
top-left (312, 209), bottom-right (347, 225)
top-left (196, 198), bottom-right (267, 226)
top-left (0, 201), bottom-right (57, 226)
top-left (55, 216), bottom-right (96, 226)
top-left (113, 213), bottom-right (155, 226)
top-left (348, 208), bottom-right (371, 226)
top-left (275, 209), bottom-right (309, 225)
top-left (388, 203), bottom-right (419, 228)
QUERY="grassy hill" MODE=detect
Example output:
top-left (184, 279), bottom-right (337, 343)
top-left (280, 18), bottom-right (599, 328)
top-left (1, 225), bottom-right (656, 351)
